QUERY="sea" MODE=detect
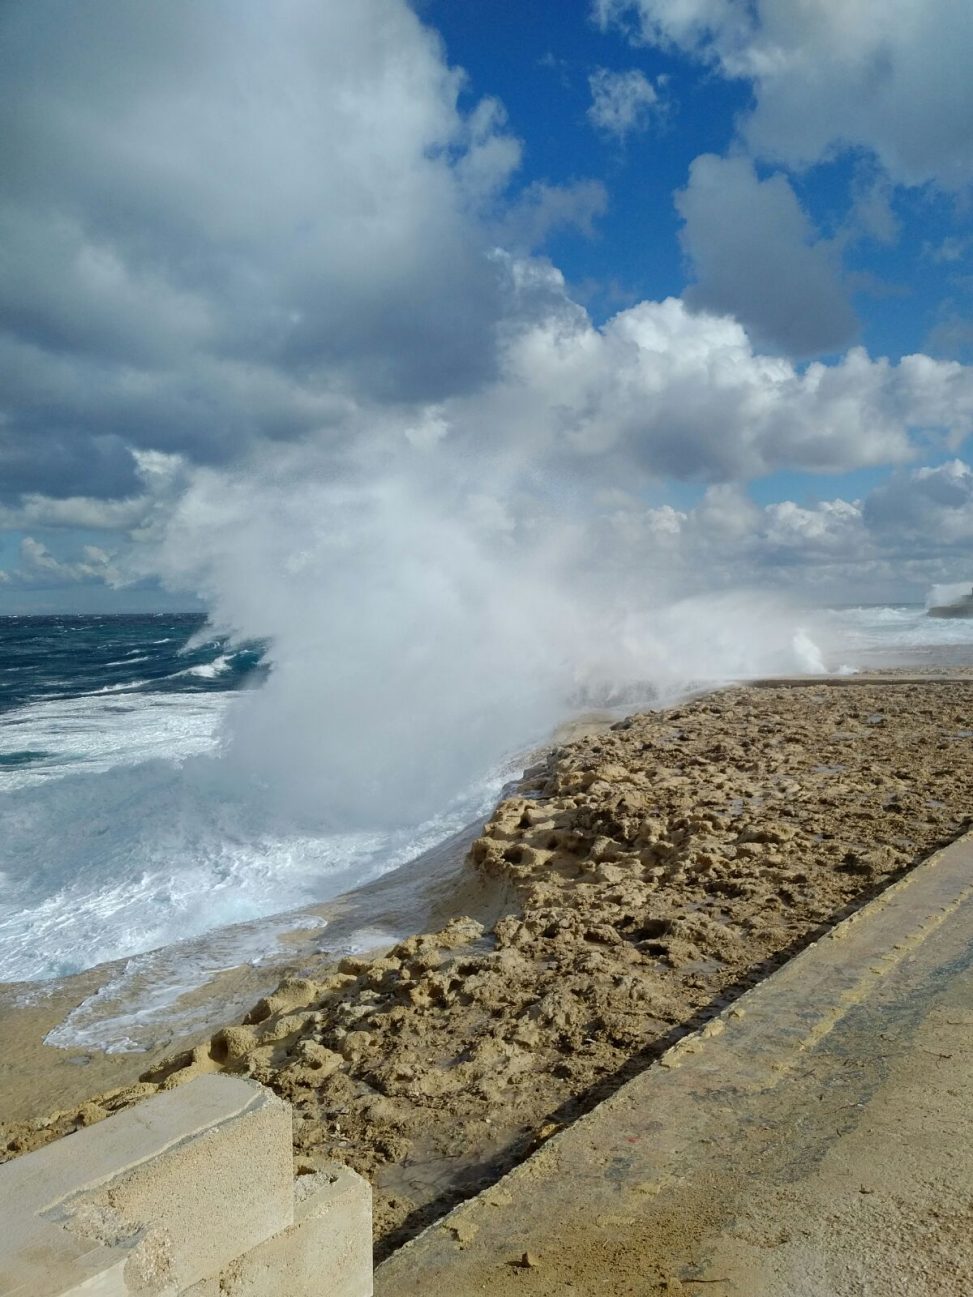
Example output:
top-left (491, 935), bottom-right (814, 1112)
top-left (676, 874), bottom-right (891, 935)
top-left (1, 603), bottom-right (972, 1051)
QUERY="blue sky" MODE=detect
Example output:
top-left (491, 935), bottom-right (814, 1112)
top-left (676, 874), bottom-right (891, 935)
top-left (426, 0), bottom-right (969, 360)
top-left (2, 0), bottom-right (973, 612)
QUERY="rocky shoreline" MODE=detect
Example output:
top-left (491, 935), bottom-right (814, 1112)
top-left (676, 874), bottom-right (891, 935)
top-left (4, 678), bottom-right (973, 1258)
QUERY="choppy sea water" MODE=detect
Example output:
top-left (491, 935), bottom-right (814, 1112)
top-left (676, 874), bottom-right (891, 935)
top-left (1, 604), bottom-right (971, 1051)
top-left (825, 602), bottom-right (973, 664)
top-left (0, 616), bottom-right (512, 991)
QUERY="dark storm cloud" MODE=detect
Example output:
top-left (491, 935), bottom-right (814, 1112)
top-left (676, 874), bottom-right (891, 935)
top-left (676, 155), bottom-right (858, 358)
top-left (0, 0), bottom-right (520, 498)
top-left (0, 429), bottom-right (139, 501)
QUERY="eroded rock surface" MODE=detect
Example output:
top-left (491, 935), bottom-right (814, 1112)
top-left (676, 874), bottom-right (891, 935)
top-left (5, 682), bottom-right (973, 1254)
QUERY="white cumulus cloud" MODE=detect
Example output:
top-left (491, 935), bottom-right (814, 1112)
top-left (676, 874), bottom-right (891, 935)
top-left (462, 291), bottom-right (969, 482)
top-left (18, 537), bottom-right (120, 585)
top-left (595, 0), bottom-right (973, 189)
top-left (588, 68), bottom-right (662, 138)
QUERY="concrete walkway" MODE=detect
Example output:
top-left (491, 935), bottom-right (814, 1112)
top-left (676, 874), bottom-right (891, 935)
top-left (375, 834), bottom-right (973, 1296)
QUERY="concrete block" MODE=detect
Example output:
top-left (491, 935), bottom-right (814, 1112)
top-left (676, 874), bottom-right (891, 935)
top-left (0, 1076), bottom-right (372, 1297)
top-left (194, 1168), bottom-right (372, 1297)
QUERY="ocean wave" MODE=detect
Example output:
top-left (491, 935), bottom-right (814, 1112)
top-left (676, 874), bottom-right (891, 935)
top-left (85, 679), bottom-right (152, 694)
top-left (42, 912), bottom-right (328, 1053)
top-left (828, 603), bottom-right (973, 648)
top-left (176, 653), bottom-right (232, 679)
top-left (0, 690), bottom-right (227, 790)
top-left (0, 746), bottom-right (509, 986)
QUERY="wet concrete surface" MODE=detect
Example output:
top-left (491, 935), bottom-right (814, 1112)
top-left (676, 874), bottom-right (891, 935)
top-left (375, 831), bottom-right (973, 1296)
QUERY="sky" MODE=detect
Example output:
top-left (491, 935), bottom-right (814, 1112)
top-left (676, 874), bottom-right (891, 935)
top-left (1, 0), bottom-right (973, 613)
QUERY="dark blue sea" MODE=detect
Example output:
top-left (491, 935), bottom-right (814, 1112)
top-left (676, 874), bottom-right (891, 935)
top-left (0, 613), bottom-right (266, 719)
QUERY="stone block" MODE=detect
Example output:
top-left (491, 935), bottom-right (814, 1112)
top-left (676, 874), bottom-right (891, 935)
top-left (195, 1167), bottom-right (372, 1297)
top-left (0, 1076), bottom-right (372, 1297)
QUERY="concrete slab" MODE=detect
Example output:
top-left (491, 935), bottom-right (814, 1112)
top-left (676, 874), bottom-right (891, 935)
top-left (375, 833), bottom-right (973, 1296)
top-left (188, 1167), bottom-right (373, 1297)
top-left (0, 1075), bottom-right (372, 1297)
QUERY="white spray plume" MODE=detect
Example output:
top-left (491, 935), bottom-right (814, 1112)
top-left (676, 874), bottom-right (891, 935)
top-left (155, 441), bottom-right (833, 831)
top-left (791, 628), bottom-right (828, 675)
top-left (926, 581), bottom-right (973, 610)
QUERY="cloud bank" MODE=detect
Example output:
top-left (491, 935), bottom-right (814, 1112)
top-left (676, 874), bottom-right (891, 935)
top-left (2, 0), bottom-right (970, 525)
